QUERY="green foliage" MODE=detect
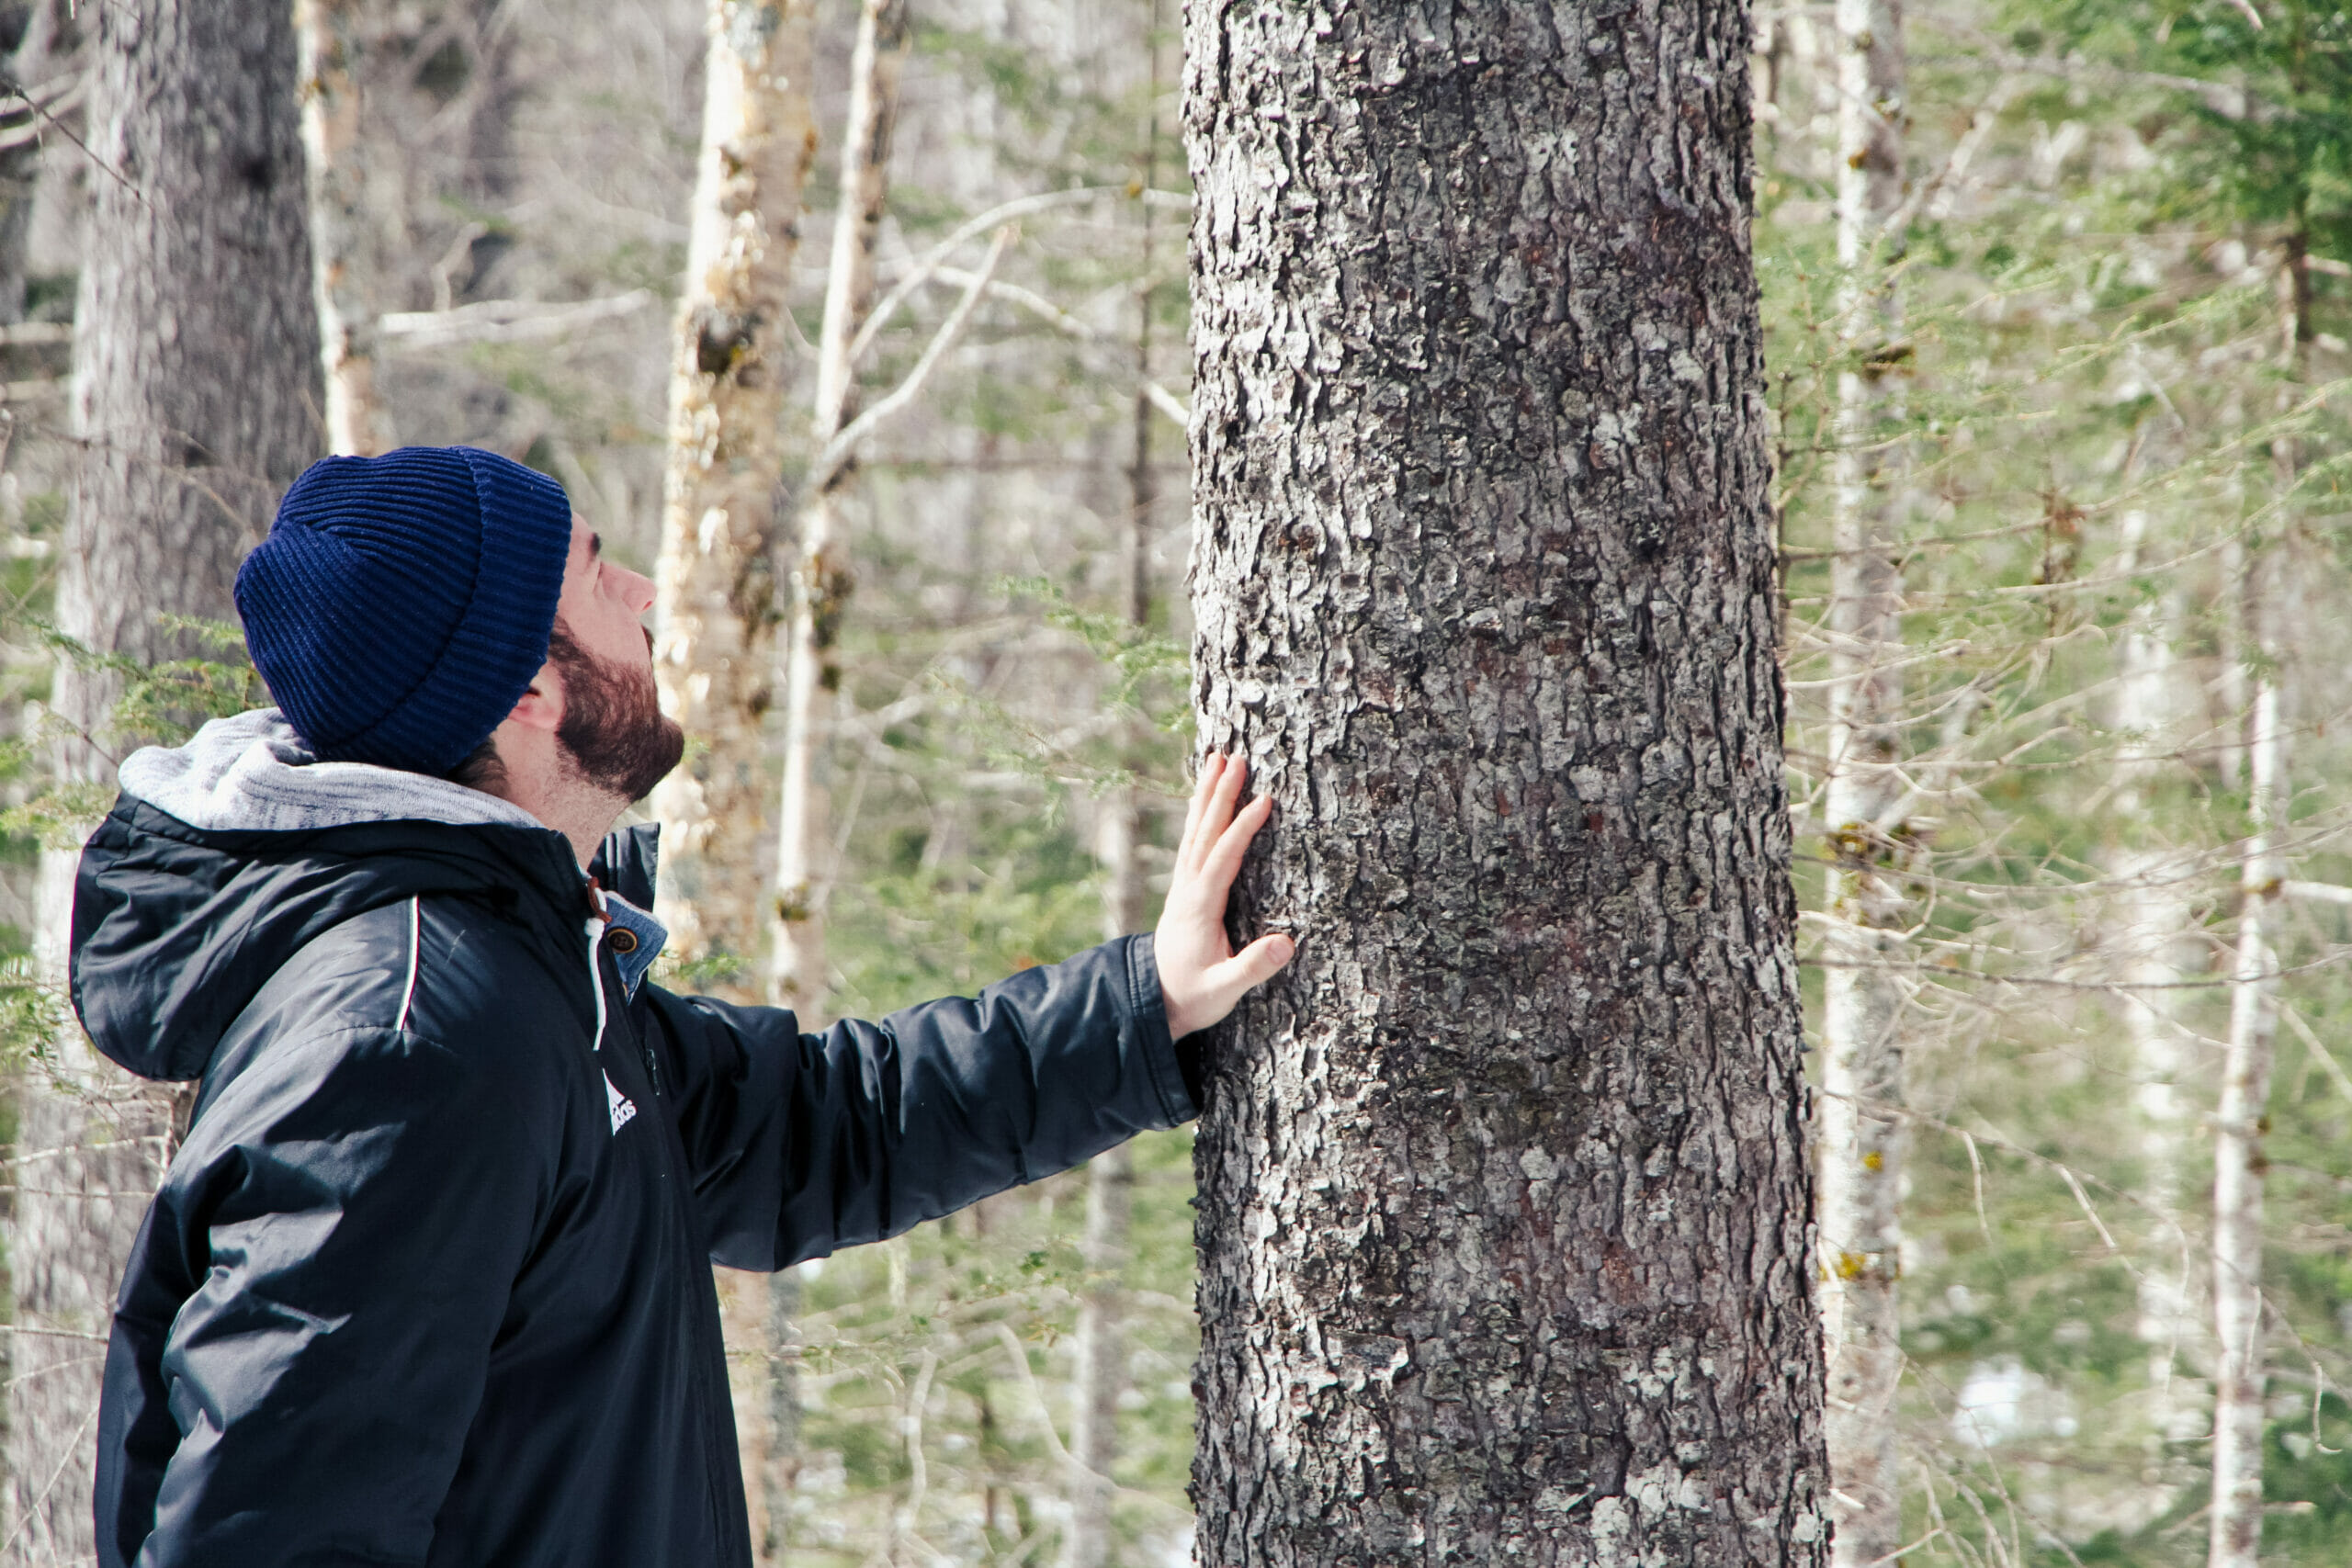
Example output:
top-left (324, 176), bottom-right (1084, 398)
top-left (0, 615), bottom-right (266, 849)
top-left (794, 37), bottom-right (1198, 1536)
top-left (910, 575), bottom-right (1190, 808)
top-left (1765, 0), bottom-right (2352, 1559)
top-left (0, 958), bottom-right (65, 1072)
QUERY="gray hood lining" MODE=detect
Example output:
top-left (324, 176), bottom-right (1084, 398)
top-left (118, 709), bottom-right (548, 837)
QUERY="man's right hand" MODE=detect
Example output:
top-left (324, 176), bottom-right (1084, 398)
top-left (1154, 752), bottom-right (1295, 1039)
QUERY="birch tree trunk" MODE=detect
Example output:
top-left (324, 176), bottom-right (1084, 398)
top-left (11, 2), bottom-right (322, 1551)
top-left (297, 0), bottom-right (385, 455)
top-left (2104, 508), bottom-right (2204, 1458)
top-left (2206, 243), bottom-right (2309, 1568)
top-left (1814, 0), bottom-right (1908, 1561)
top-left (2209, 613), bottom-right (2284, 1568)
top-left (652, 0), bottom-right (816, 1007)
top-left (768, 0), bottom-right (908, 1011)
top-left (1183, 1), bottom-right (1826, 1562)
top-left (650, 6), bottom-right (821, 1562)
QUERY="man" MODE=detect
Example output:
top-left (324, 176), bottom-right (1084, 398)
top-left (79, 446), bottom-right (1292, 1567)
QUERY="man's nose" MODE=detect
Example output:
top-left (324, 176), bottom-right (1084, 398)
top-left (620, 566), bottom-right (657, 616)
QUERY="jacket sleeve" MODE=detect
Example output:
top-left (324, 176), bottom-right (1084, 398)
top-left (636, 932), bottom-right (1194, 1270)
top-left (96, 1025), bottom-right (546, 1568)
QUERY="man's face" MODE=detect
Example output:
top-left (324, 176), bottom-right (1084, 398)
top-left (546, 517), bottom-right (683, 802)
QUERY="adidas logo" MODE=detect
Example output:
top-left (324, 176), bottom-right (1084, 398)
top-left (605, 1072), bottom-right (638, 1134)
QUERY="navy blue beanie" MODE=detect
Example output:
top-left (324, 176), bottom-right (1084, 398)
top-left (235, 446), bottom-right (572, 773)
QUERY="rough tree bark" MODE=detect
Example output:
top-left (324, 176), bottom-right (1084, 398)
top-left (1813, 0), bottom-right (1907, 1560)
top-left (1182, 2), bottom-right (1826, 1563)
top-left (297, 0), bottom-right (386, 455)
top-left (768, 0), bottom-right (908, 1012)
top-left (11, 1), bottom-right (322, 1554)
top-left (648, 4), bottom-right (820, 1559)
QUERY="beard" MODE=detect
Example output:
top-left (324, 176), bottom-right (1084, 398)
top-left (548, 622), bottom-right (684, 804)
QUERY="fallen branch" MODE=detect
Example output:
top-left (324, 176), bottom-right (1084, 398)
top-left (1896, 75), bottom-right (2019, 231)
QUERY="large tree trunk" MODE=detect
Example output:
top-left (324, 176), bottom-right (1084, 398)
top-left (1814, 0), bottom-right (1907, 1561)
top-left (1182, 2), bottom-right (1826, 1563)
top-left (649, 5), bottom-right (820, 1560)
top-left (768, 0), bottom-right (908, 1013)
top-left (11, 1), bottom-right (321, 1552)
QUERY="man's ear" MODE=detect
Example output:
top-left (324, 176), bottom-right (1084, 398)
top-left (502, 658), bottom-right (564, 735)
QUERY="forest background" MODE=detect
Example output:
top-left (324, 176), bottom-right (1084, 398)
top-left (0, 0), bottom-right (2342, 1565)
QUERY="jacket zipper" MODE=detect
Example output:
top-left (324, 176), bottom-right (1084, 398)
top-left (581, 883), bottom-right (612, 1055)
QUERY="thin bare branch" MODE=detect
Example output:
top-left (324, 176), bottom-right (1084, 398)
top-left (814, 226), bottom-right (1013, 491)
top-left (850, 186), bottom-right (1122, 367)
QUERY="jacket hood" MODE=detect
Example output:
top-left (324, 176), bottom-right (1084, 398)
top-left (72, 709), bottom-right (594, 1082)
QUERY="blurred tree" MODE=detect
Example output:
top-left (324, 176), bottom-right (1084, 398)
top-left (299, 0), bottom-right (386, 454)
top-left (7, 0), bottom-right (322, 1552)
top-left (650, 0), bottom-right (815, 1009)
top-left (2211, 98), bottom-right (2324, 1568)
top-left (2211, 542), bottom-right (2287, 1568)
top-left (2104, 502), bottom-right (2208, 1461)
top-left (771, 0), bottom-right (909, 1014)
top-left (1061, 17), bottom-right (1168, 1566)
top-left (650, 4), bottom-right (821, 1560)
top-left (1183, 0), bottom-right (1825, 1562)
top-left (0, 2), bottom-right (73, 329)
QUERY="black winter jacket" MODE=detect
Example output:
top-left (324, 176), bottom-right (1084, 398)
top-left (77, 712), bottom-right (1195, 1568)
